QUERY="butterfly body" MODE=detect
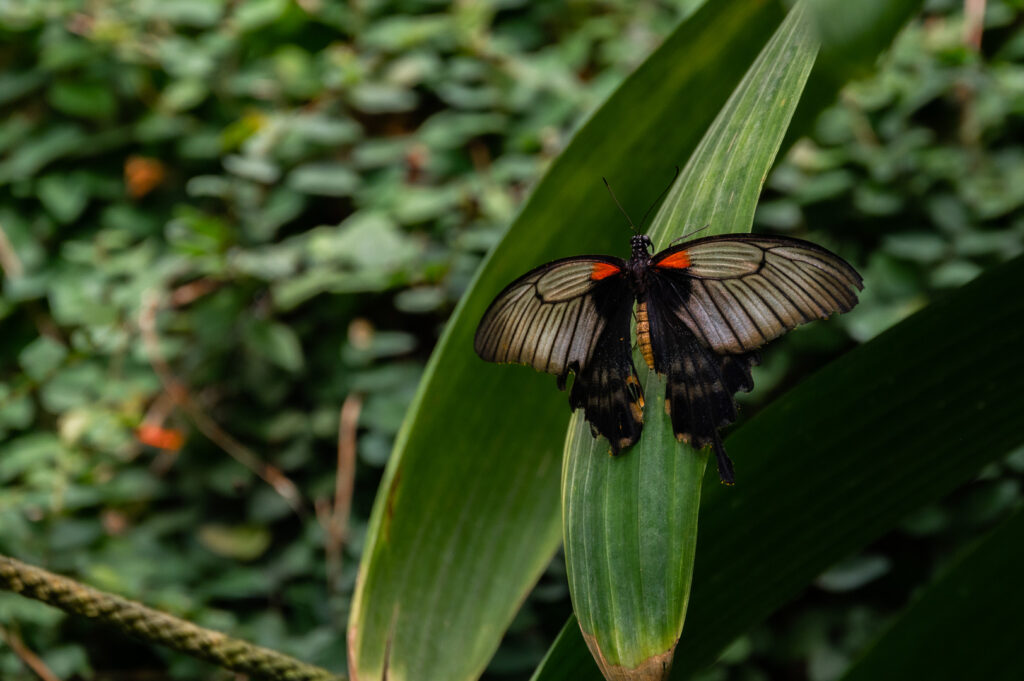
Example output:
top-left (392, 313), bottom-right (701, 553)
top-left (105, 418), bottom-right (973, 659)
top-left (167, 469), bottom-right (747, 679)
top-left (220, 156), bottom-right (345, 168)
top-left (635, 302), bottom-right (654, 369)
top-left (623, 233), bottom-right (655, 292)
top-left (611, 235), bottom-right (668, 370)
top-left (474, 232), bottom-right (863, 483)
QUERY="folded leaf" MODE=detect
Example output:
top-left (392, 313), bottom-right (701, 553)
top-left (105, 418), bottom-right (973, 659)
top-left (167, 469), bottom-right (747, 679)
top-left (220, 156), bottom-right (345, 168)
top-left (562, 5), bottom-right (818, 679)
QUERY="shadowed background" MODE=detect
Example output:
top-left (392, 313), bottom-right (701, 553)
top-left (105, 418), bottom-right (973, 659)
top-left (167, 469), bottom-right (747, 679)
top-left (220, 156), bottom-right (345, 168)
top-left (1, 0), bottom-right (1022, 679)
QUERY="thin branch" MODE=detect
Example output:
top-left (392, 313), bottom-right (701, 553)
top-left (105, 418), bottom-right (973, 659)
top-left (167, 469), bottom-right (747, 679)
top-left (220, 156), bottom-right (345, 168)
top-left (0, 554), bottom-right (344, 681)
top-left (0, 220), bottom-right (24, 279)
top-left (323, 393), bottom-right (362, 594)
top-left (138, 290), bottom-right (305, 514)
top-left (964, 0), bottom-right (986, 50)
top-left (169, 277), bottom-right (222, 307)
top-left (0, 624), bottom-right (62, 681)
top-left (957, 0), bottom-right (987, 145)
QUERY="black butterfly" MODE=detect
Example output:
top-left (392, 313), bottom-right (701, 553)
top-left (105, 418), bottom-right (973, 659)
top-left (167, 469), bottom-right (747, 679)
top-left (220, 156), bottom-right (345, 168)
top-left (474, 232), bottom-right (863, 484)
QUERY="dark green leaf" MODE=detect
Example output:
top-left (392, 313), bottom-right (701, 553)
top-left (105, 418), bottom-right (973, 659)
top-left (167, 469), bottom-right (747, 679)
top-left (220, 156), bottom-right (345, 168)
top-left (839, 505), bottom-right (1024, 681)
top-left (532, 254), bottom-right (1024, 681)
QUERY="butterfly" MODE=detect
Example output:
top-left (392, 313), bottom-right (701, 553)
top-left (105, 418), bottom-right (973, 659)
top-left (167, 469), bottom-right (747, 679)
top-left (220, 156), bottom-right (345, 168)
top-left (474, 231), bottom-right (863, 484)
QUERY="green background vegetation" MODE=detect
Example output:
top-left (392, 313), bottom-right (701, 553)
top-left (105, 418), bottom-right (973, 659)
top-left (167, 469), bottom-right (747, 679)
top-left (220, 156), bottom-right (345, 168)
top-left (0, 0), bottom-right (1022, 679)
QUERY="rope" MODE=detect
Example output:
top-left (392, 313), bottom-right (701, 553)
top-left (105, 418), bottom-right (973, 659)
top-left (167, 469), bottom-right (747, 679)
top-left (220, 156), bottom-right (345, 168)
top-left (0, 554), bottom-right (345, 681)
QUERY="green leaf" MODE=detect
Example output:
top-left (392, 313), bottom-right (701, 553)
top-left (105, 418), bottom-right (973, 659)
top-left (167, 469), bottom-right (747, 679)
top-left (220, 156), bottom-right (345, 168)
top-left (48, 81), bottom-right (118, 120)
top-left (37, 173), bottom-right (90, 224)
top-left (562, 5), bottom-right (818, 678)
top-left (0, 388), bottom-right (35, 431)
top-left (0, 125), bottom-right (86, 183)
top-left (0, 434), bottom-right (66, 485)
top-left (232, 0), bottom-right (288, 31)
top-left (349, 83), bottom-right (419, 115)
top-left (197, 523), bottom-right (272, 562)
top-left (563, 368), bottom-right (708, 679)
top-left (244, 320), bottom-right (305, 373)
top-left (347, 2), bottom-right (800, 680)
top-left (839, 505), bottom-right (1024, 681)
top-left (287, 162), bottom-right (361, 197)
top-left (651, 4), bottom-right (818, 249)
top-left (18, 336), bottom-right (68, 381)
top-left (786, 0), bottom-right (924, 146)
top-left (0, 70), bottom-right (46, 106)
top-left (142, 0), bottom-right (225, 27)
top-left (532, 253), bottom-right (1024, 681)
top-left (160, 78), bottom-right (209, 112)
top-left (360, 15), bottom-right (455, 51)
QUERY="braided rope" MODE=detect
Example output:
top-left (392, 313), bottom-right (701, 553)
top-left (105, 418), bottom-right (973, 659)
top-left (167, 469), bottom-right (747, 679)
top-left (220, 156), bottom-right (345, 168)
top-left (0, 554), bottom-right (345, 681)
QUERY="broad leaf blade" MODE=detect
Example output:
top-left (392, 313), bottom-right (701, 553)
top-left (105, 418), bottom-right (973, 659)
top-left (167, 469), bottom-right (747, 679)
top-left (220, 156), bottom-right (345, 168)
top-left (534, 254), bottom-right (1024, 680)
top-left (787, 0), bottom-right (924, 145)
top-left (347, 3), bottom-right (793, 680)
top-left (562, 367), bottom-right (708, 680)
top-left (839, 504), bottom-right (1024, 681)
top-left (651, 2), bottom-right (818, 248)
top-left (562, 5), bottom-right (818, 679)
top-left (677, 260), bottom-right (1024, 676)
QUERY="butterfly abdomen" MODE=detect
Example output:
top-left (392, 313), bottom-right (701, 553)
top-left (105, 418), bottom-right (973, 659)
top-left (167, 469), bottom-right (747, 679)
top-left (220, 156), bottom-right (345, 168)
top-left (636, 302), bottom-right (655, 370)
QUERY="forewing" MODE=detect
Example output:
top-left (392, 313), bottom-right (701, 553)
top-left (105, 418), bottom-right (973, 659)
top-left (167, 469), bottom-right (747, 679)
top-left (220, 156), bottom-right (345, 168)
top-left (651, 235), bottom-right (863, 354)
top-left (474, 256), bottom-right (627, 378)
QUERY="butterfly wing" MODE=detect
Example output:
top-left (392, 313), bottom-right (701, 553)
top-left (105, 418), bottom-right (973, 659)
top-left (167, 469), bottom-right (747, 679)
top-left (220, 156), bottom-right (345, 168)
top-left (474, 256), bottom-right (643, 451)
top-left (644, 281), bottom-right (758, 483)
top-left (650, 235), bottom-right (863, 354)
top-left (474, 256), bottom-right (626, 379)
top-left (568, 288), bottom-right (644, 453)
top-left (646, 234), bottom-right (862, 482)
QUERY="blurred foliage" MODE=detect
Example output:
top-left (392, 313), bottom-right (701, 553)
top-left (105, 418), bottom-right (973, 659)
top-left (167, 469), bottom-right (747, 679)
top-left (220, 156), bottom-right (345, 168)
top-left (706, 1), bottom-right (1024, 679)
top-left (0, 0), bottom-right (1022, 679)
top-left (0, 0), bottom-right (699, 678)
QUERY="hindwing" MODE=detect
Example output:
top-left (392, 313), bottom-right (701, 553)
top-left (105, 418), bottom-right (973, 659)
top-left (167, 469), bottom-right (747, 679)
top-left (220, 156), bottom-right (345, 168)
top-left (645, 277), bottom-right (759, 483)
top-left (567, 292), bottom-right (644, 453)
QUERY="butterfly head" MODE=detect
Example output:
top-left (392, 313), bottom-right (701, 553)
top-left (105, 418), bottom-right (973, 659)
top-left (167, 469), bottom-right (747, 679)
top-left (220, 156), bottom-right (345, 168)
top-left (630, 234), bottom-right (653, 260)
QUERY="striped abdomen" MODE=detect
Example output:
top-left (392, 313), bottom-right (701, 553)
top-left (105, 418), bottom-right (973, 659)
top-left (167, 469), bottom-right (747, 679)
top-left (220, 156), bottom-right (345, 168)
top-left (636, 301), bottom-right (654, 369)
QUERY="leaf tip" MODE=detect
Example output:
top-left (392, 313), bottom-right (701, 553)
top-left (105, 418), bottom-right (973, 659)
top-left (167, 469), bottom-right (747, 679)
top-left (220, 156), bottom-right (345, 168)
top-left (581, 629), bottom-right (676, 681)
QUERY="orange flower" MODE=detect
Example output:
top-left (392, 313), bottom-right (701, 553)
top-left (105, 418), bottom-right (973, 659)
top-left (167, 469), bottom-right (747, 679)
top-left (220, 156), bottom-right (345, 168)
top-left (125, 156), bottom-right (166, 198)
top-left (135, 424), bottom-right (185, 451)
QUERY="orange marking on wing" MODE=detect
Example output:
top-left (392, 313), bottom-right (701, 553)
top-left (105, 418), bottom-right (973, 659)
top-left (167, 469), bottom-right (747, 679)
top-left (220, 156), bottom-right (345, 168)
top-left (590, 262), bottom-right (622, 280)
top-left (658, 250), bottom-right (691, 269)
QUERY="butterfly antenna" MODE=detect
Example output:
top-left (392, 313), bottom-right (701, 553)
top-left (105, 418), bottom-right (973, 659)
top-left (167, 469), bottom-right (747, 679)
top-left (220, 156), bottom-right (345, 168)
top-left (602, 177), bottom-right (637, 232)
top-left (639, 165), bottom-right (680, 230)
top-left (669, 222), bottom-right (711, 246)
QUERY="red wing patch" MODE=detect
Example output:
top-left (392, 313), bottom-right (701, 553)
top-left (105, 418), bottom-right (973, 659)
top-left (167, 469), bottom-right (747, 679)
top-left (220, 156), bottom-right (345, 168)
top-left (656, 250), bottom-right (691, 269)
top-left (590, 262), bottom-right (622, 280)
